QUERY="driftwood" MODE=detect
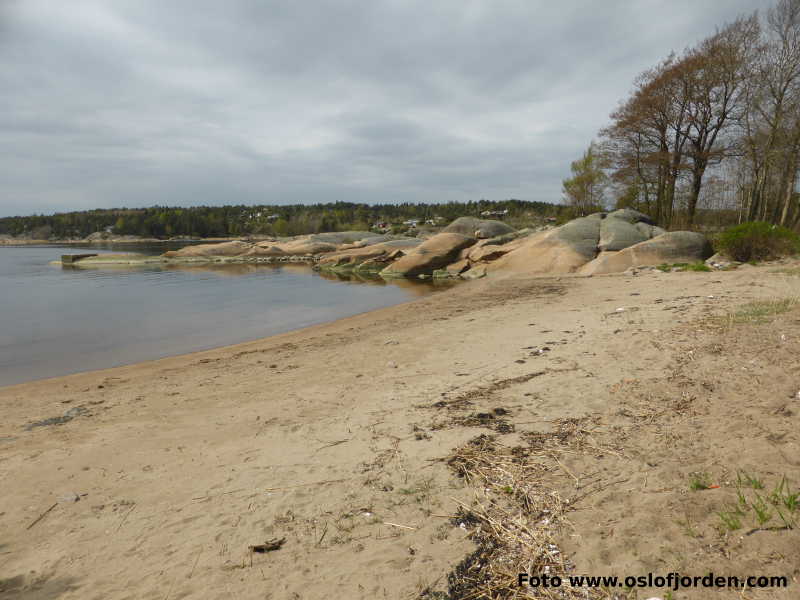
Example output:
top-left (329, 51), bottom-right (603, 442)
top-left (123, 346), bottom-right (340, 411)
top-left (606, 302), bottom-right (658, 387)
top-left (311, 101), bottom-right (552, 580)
top-left (248, 537), bottom-right (286, 553)
top-left (26, 502), bottom-right (57, 530)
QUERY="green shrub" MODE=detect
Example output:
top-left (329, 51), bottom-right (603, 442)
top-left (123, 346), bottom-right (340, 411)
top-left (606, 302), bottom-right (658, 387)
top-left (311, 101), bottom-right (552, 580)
top-left (686, 262), bottom-right (712, 272)
top-left (717, 222), bottom-right (800, 262)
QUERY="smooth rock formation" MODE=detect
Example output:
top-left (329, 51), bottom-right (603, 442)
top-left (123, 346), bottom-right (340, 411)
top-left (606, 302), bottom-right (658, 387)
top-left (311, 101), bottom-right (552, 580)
top-left (486, 217), bottom-right (600, 275)
top-left (163, 240), bottom-right (256, 258)
top-left (111, 212), bottom-right (714, 280)
top-left (579, 231), bottom-right (713, 275)
top-left (381, 233), bottom-right (476, 278)
top-left (316, 239), bottom-right (422, 271)
top-left (442, 217), bottom-right (515, 239)
top-left (596, 209), bottom-right (665, 252)
top-left (604, 208), bottom-right (654, 224)
top-left (599, 217), bottom-right (648, 252)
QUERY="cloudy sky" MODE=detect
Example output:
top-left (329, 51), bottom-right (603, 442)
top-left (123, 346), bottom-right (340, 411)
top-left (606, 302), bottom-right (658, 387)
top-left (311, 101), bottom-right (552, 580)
top-left (0, 0), bottom-right (761, 217)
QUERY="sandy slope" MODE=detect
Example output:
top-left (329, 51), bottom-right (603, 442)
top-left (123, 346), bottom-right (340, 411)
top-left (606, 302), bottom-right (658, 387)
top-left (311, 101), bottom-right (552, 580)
top-left (1, 265), bottom-right (800, 599)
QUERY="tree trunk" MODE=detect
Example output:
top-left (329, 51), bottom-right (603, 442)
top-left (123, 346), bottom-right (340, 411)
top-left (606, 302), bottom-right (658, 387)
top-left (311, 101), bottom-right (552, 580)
top-left (779, 153), bottom-right (799, 226)
top-left (687, 167), bottom-right (705, 228)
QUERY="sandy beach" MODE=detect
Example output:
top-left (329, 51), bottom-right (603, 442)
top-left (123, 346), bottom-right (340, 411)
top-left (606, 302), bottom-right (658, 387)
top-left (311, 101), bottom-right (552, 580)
top-left (2, 266), bottom-right (800, 599)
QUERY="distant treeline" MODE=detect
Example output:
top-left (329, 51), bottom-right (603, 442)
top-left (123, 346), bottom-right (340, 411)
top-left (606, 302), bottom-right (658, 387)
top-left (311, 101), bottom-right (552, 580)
top-left (0, 200), bottom-right (565, 239)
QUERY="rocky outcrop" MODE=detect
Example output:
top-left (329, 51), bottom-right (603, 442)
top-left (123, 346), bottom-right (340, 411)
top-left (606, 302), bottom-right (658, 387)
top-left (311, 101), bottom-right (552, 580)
top-left (136, 213), bottom-right (714, 281)
top-left (162, 232), bottom-right (400, 261)
top-left (380, 233), bottom-right (477, 278)
top-left (579, 231), bottom-right (713, 275)
top-left (442, 217), bottom-right (515, 239)
top-left (485, 217), bottom-right (600, 275)
top-left (163, 240), bottom-right (257, 258)
top-left (316, 239), bottom-right (422, 272)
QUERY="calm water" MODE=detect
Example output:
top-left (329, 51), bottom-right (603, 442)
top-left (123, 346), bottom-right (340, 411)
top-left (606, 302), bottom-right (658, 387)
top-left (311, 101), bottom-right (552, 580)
top-left (0, 244), bottom-right (441, 387)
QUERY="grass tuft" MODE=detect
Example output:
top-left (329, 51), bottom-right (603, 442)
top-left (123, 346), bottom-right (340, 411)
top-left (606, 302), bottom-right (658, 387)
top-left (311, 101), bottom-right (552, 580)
top-left (689, 472), bottom-right (712, 491)
top-left (725, 298), bottom-right (798, 325)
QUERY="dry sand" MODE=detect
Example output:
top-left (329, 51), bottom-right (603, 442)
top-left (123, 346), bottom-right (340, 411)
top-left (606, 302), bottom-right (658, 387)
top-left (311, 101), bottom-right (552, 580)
top-left (2, 265), bottom-right (800, 599)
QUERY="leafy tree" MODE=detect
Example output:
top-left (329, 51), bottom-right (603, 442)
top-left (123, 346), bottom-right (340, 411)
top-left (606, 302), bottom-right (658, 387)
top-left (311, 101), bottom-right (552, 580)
top-left (562, 142), bottom-right (608, 214)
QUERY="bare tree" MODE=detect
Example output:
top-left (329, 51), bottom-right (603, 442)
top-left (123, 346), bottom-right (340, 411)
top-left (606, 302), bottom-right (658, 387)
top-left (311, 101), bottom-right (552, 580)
top-left (680, 15), bottom-right (761, 226)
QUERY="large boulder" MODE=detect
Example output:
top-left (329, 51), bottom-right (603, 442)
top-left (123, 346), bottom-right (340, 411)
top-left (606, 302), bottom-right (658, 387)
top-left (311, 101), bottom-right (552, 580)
top-left (579, 231), bottom-right (713, 275)
top-left (442, 217), bottom-right (515, 239)
top-left (487, 216), bottom-right (602, 275)
top-left (381, 233), bottom-right (476, 278)
top-left (604, 208), bottom-right (654, 225)
top-left (599, 216), bottom-right (649, 251)
top-left (635, 222), bottom-right (666, 238)
top-left (555, 215), bottom-right (604, 258)
top-left (597, 209), bottom-right (665, 251)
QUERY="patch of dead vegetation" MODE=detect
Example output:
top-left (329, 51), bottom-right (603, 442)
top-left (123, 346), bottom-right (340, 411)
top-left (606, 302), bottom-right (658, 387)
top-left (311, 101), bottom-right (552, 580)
top-left (420, 424), bottom-right (623, 600)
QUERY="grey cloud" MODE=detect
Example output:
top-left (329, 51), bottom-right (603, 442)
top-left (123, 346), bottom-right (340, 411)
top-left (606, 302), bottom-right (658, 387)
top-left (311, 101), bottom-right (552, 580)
top-left (0, 0), bottom-right (762, 216)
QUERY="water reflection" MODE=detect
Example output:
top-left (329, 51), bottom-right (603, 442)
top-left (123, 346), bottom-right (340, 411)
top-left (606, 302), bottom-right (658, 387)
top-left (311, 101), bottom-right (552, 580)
top-left (1, 244), bottom-right (453, 386)
top-left (60, 252), bottom-right (455, 296)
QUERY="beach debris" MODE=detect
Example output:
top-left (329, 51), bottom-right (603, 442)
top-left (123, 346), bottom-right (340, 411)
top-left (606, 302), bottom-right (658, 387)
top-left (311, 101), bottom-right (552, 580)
top-left (314, 438), bottom-right (349, 452)
top-left (115, 503), bottom-right (137, 532)
top-left (26, 502), bottom-right (58, 530)
top-left (383, 521), bottom-right (416, 530)
top-left (24, 406), bottom-right (87, 431)
top-left (264, 478), bottom-right (351, 492)
top-left (447, 409), bottom-right (514, 434)
top-left (387, 361), bottom-right (398, 368)
top-left (249, 537), bottom-right (286, 553)
top-left (58, 492), bottom-right (81, 503)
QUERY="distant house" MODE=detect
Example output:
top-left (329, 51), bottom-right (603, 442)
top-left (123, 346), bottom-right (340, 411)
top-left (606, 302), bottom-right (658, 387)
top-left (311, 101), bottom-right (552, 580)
top-left (403, 219), bottom-right (419, 227)
top-left (266, 214), bottom-right (280, 222)
top-left (480, 209), bottom-right (509, 218)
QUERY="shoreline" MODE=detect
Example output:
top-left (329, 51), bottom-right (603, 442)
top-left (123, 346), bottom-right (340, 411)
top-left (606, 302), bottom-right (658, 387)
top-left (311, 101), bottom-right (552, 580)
top-left (0, 287), bottom-right (437, 392)
top-left (0, 237), bottom-right (249, 245)
top-left (2, 266), bottom-right (800, 599)
top-left (0, 273), bottom-right (449, 390)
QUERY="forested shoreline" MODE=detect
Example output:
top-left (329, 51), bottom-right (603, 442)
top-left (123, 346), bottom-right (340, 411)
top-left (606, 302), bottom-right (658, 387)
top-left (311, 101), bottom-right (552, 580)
top-left (0, 200), bottom-right (563, 240)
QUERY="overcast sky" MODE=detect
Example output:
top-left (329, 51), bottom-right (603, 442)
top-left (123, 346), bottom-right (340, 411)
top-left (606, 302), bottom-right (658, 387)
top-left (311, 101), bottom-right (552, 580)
top-left (0, 0), bottom-right (762, 217)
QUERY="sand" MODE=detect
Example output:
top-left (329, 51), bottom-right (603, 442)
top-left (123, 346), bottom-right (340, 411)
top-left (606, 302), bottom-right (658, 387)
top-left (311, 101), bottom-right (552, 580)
top-left (2, 265), bottom-right (800, 599)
